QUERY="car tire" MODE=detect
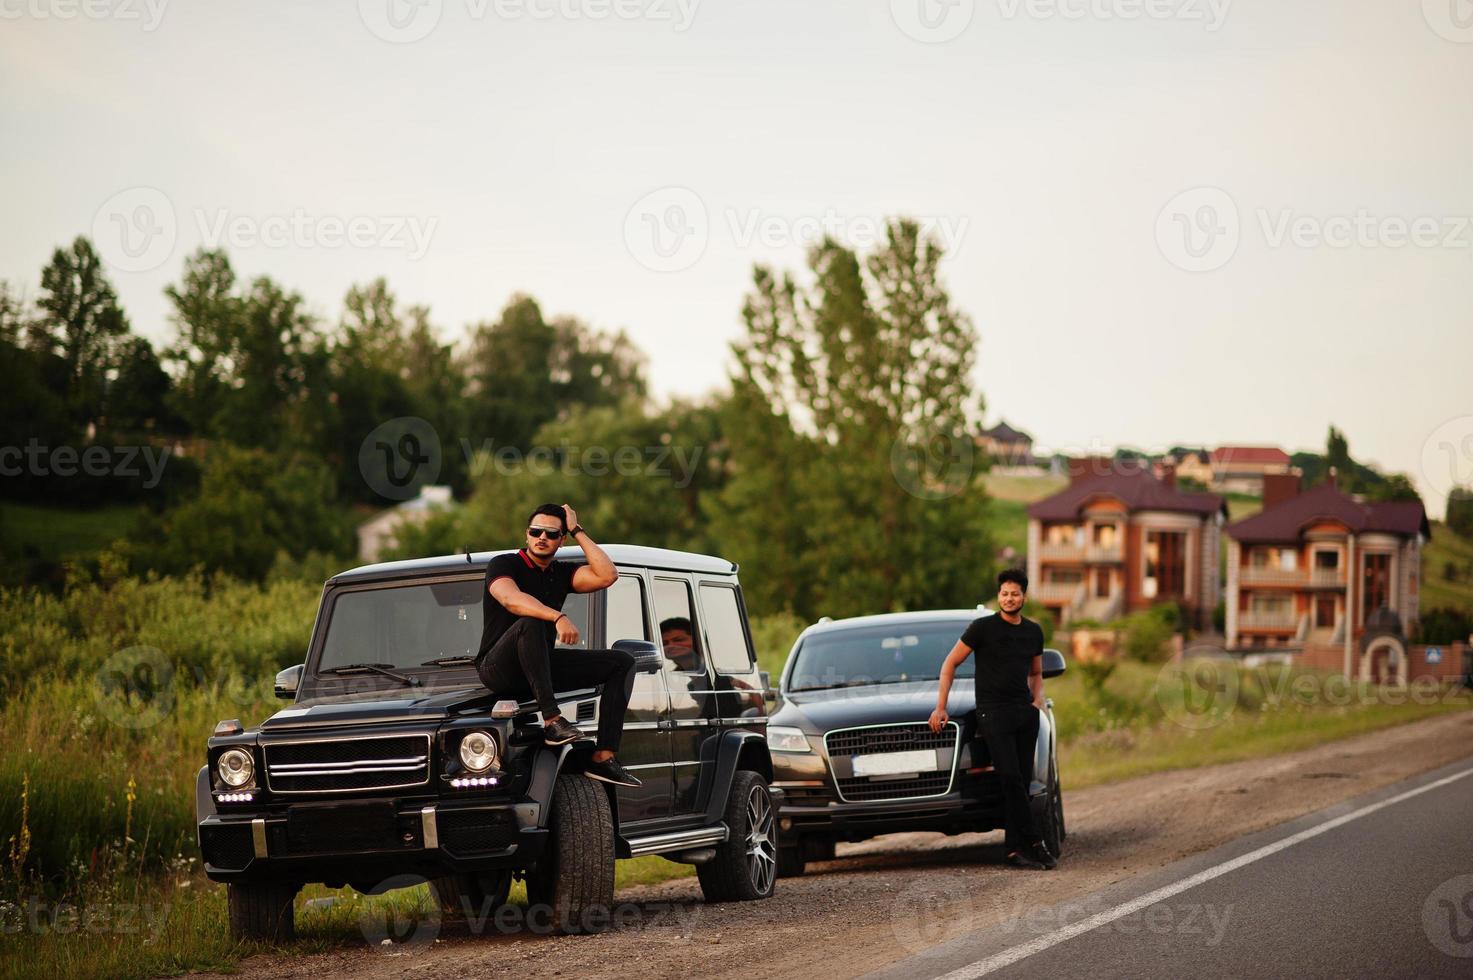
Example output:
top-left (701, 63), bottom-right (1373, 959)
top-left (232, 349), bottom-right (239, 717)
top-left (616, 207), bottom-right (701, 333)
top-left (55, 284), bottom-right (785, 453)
top-left (1040, 755), bottom-right (1065, 858)
top-left (524, 773), bottom-right (616, 935)
top-left (697, 770), bottom-right (778, 902)
top-left (430, 870), bottom-right (513, 921)
top-left (227, 881), bottom-right (298, 943)
top-left (776, 841), bottom-right (806, 879)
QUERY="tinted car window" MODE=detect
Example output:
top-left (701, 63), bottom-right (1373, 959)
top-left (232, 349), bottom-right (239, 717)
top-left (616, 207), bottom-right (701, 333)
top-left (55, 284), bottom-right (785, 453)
top-left (606, 575), bottom-right (649, 643)
top-left (700, 584), bottom-right (753, 674)
top-left (652, 577), bottom-right (703, 672)
top-left (320, 579), bottom-right (587, 672)
top-left (787, 620), bottom-right (977, 692)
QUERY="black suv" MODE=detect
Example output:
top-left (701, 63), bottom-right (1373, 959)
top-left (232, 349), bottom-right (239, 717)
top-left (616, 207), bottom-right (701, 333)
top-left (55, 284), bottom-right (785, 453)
top-left (196, 545), bottom-right (779, 940)
top-left (765, 609), bottom-right (1066, 876)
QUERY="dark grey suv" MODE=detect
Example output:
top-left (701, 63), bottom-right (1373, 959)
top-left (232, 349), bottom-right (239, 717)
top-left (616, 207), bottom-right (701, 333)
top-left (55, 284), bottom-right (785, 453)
top-left (196, 545), bottom-right (778, 940)
top-left (765, 608), bottom-right (1066, 876)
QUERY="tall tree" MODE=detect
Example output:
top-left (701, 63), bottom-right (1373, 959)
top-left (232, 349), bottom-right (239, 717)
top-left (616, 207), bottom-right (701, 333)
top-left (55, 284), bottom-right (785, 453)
top-left (164, 248), bottom-right (242, 436)
top-left (713, 219), bottom-right (991, 620)
top-left (33, 237), bottom-right (130, 429)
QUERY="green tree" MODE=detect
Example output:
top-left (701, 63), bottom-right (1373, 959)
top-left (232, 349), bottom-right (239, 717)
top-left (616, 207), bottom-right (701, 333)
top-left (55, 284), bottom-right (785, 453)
top-left (106, 335), bottom-right (173, 435)
top-left (123, 444), bottom-right (350, 580)
top-left (32, 237), bottom-right (130, 429)
top-left (712, 219), bottom-right (991, 621)
top-left (1447, 488), bottom-right (1473, 540)
top-left (463, 295), bottom-right (646, 452)
top-left (164, 248), bottom-right (242, 436)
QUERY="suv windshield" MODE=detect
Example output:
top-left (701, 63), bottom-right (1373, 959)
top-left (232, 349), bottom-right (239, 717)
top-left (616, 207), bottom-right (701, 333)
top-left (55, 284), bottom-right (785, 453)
top-left (787, 619), bottom-right (977, 692)
top-left (318, 577), bottom-right (589, 673)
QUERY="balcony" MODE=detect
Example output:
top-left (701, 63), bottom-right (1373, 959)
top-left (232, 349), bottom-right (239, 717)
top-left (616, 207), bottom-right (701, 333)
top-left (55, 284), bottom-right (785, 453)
top-left (1238, 610), bottom-right (1298, 631)
top-left (1037, 542), bottom-right (1085, 562)
top-left (1308, 567), bottom-right (1347, 588)
top-left (1034, 581), bottom-right (1085, 605)
top-left (1239, 566), bottom-right (1304, 588)
top-left (1085, 544), bottom-right (1123, 563)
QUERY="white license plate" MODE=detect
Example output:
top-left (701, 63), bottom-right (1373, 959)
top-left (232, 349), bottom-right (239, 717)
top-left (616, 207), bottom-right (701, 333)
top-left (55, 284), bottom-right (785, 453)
top-left (851, 749), bottom-right (939, 778)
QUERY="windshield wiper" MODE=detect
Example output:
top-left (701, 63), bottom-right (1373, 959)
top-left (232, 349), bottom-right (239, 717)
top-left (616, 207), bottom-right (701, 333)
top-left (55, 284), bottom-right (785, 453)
top-left (421, 656), bottom-right (476, 667)
top-left (320, 662), bottom-right (420, 686)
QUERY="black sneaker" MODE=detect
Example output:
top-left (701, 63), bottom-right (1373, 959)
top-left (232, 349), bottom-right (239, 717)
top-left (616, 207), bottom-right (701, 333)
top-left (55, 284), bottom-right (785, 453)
top-left (1006, 849), bottom-right (1047, 870)
top-left (543, 717), bottom-right (586, 746)
top-left (1028, 841), bottom-right (1058, 870)
top-left (584, 757), bottom-right (642, 788)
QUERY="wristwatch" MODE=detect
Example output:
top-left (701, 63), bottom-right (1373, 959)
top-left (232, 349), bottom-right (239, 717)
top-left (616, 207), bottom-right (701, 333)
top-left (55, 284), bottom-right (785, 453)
top-left (570, 525), bottom-right (586, 537)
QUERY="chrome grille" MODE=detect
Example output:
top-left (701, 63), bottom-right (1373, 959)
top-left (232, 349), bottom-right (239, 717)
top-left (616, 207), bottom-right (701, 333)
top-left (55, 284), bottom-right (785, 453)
top-left (264, 734), bottom-right (431, 794)
top-left (824, 722), bottom-right (959, 803)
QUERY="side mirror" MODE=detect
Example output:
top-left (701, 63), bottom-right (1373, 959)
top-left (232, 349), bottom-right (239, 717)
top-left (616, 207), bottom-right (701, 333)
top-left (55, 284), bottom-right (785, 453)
top-left (274, 663), bottom-right (304, 699)
top-left (612, 639), bottom-right (663, 674)
top-left (759, 670), bottom-right (776, 703)
top-left (1041, 648), bottom-right (1067, 680)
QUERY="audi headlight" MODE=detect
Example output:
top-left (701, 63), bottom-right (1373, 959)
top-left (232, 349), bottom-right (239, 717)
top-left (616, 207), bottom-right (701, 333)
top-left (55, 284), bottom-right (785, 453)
top-left (766, 726), bottom-right (811, 753)
top-left (217, 748), bottom-right (255, 788)
top-left (459, 730), bottom-right (499, 773)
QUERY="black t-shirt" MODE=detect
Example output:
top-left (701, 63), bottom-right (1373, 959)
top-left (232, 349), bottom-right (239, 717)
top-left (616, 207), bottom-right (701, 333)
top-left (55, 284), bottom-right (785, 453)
top-left (476, 549), bottom-right (577, 660)
top-left (960, 613), bottom-right (1044, 707)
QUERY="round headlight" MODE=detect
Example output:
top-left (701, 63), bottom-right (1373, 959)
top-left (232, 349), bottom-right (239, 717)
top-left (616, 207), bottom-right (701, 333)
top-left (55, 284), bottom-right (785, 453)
top-left (459, 730), bottom-right (498, 773)
top-left (217, 748), bottom-right (255, 788)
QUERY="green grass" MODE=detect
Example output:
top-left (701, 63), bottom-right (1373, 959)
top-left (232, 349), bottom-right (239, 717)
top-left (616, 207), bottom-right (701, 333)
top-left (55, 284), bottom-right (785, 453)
top-left (0, 502), bottom-right (141, 563)
top-left (981, 472), bottom-right (1066, 503)
top-left (1424, 520), bottom-right (1473, 614)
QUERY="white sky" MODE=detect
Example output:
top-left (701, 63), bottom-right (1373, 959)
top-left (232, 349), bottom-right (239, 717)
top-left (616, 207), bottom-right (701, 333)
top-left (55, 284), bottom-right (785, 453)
top-left (3, 0), bottom-right (1471, 517)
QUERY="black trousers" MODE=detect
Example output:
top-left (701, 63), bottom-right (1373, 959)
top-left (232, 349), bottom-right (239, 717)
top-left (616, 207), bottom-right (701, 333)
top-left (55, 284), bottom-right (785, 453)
top-left (977, 702), bottom-right (1042, 852)
top-left (475, 617), bottom-right (635, 753)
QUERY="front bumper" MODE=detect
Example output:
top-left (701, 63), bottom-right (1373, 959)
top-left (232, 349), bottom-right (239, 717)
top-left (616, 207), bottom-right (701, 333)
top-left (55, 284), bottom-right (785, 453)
top-left (199, 798), bottom-right (546, 885)
top-left (775, 768), bottom-right (1048, 843)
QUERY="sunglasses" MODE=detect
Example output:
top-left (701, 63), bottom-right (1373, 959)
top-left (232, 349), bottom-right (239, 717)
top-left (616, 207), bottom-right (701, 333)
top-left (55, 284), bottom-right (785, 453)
top-left (526, 526), bottom-right (565, 540)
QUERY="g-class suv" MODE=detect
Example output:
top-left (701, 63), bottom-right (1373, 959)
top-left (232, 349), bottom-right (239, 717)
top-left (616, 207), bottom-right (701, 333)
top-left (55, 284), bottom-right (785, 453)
top-left (196, 545), bottom-right (779, 940)
top-left (766, 608), bottom-right (1066, 876)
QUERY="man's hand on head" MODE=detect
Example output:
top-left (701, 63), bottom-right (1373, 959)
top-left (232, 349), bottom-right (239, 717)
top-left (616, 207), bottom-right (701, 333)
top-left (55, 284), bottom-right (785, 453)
top-left (562, 503), bottom-right (579, 533)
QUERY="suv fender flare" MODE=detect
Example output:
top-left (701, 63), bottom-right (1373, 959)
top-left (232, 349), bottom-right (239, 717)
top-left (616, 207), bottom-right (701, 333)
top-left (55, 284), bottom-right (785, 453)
top-left (699, 730), bottom-right (773, 826)
top-left (527, 743), bottom-right (619, 830)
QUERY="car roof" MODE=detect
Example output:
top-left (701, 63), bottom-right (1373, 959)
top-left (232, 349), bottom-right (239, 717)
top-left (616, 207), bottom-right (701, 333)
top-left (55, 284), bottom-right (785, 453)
top-left (329, 543), bottom-right (738, 585)
top-left (796, 607), bottom-right (991, 639)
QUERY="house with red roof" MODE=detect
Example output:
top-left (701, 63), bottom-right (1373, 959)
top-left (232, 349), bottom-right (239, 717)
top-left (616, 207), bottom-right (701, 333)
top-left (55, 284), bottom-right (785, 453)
top-left (1210, 445), bottom-right (1293, 495)
top-left (1224, 473), bottom-right (1430, 677)
top-left (1026, 459), bottom-right (1227, 629)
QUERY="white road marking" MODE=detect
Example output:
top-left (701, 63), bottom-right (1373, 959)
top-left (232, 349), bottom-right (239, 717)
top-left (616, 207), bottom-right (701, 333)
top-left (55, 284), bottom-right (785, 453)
top-left (933, 763), bottom-right (1473, 979)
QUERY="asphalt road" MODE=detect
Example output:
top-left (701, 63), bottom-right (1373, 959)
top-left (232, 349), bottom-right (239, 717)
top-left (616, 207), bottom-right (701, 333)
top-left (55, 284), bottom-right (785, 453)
top-left (868, 756), bottom-right (1473, 980)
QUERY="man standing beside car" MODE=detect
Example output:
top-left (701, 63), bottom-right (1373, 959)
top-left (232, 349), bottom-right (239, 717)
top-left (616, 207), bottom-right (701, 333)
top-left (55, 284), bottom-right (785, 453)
top-left (475, 502), bottom-right (641, 788)
top-left (929, 568), bottom-right (1056, 870)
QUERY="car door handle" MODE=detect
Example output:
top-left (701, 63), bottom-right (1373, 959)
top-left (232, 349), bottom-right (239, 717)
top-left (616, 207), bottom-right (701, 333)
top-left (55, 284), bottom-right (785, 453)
top-left (656, 719), bottom-right (675, 731)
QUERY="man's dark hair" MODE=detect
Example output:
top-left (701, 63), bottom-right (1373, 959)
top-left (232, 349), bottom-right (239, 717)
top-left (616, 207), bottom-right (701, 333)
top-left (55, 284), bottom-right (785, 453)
top-left (998, 568), bottom-right (1029, 593)
top-left (659, 617), bottom-right (693, 635)
top-left (526, 503), bottom-right (567, 532)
